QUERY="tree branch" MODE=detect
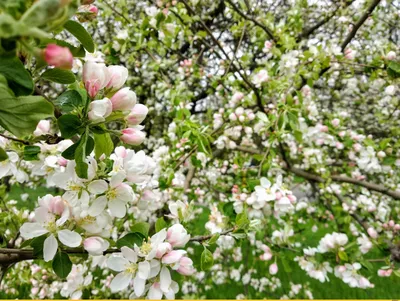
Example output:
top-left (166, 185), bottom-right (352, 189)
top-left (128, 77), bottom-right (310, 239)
top-left (224, 0), bottom-right (277, 42)
top-left (234, 145), bottom-right (400, 200)
top-left (340, 0), bottom-right (381, 52)
top-left (189, 228), bottom-right (235, 242)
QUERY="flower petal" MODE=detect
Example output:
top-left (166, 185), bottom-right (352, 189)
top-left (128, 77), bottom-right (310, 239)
top-left (133, 275), bottom-right (146, 297)
top-left (110, 272), bottom-right (131, 292)
top-left (58, 229), bottom-right (82, 247)
top-left (43, 234), bottom-right (58, 262)
top-left (88, 180), bottom-right (108, 194)
top-left (20, 222), bottom-right (48, 239)
top-left (121, 246), bottom-right (137, 263)
top-left (88, 196), bottom-right (107, 217)
top-left (108, 199), bottom-right (126, 218)
top-left (137, 260), bottom-right (150, 279)
top-left (160, 266), bottom-right (171, 293)
top-left (107, 255), bottom-right (129, 272)
top-left (148, 283), bottom-right (163, 300)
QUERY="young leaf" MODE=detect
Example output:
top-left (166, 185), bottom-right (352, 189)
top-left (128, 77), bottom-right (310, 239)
top-left (93, 132), bottom-right (114, 159)
top-left (0, 55), bottom-right (34, 96)
top-left (74, 130), bottom-right (90, 178)
top-left (116, 232), bottom-right (145, 248)
top-left (54, 90), bottom-right (84, 113)
top-left (155, 217), bottom-right (167, 232)
top-left (41, 68), bottom-right (76, 84)
top-left (208, 233), bottom-right (220, 245)
top-left (0, 82), bottom-right (53, 137)
top-left (0, 147), bottom-right (8, 162)
top-left (52, 252), bottom-right (72, 279)
top-left (57, 114), bottom-right (82, 138)
top-left (23, 145), bottom-right (41, 161)
top-left (131, 222), bottom-right (150, 238)
top-left (200, 247), bottom-right (214, 271)
top-left (64, 20), bottom-right (95, 53)
top-left (62, 136), bottom-right (94, 160)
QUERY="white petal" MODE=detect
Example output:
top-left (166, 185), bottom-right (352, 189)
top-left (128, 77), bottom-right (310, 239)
top-left (148, 284), bottom-right (163, 300)
top-left (20, 223), bottom-right (48, 239)
top-left (110, 171), bottom-right (125, 188)
top-left (107, 255), bottom-right (129, 272)
top-left (121, 246), bottom-right (137, 263)
top-left (43, 234), bottom-right (58, 262)
top-left (88, 196), bottom-right (107, 216)
top-left (149, 259), bottom-right (161, 278)
top-left (133, 275), bottom-right (146, 297)
top-left (88, 180), bottom-right (108, 194)
top-left (71, 290), bottom-right (82, 300)
top-left (160, 266), bottom-right (171, 293)
top-left (260, 177), bottom-right (271, 188)
top-left (109, 199), bottom-right (126, 218)
top-left (110, 272), bottom-right (131, 292)
top-left (58, 230), bottom-right (82, 247)
top-left (138, 260), bottom-right (150, 279)
top-left (164, 288), bottom-right (175, 300)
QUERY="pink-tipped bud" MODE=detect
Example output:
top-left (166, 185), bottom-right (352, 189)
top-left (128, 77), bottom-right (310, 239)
top-left (120, 128), bottom-right (146, 145)
top-left (126, 104), bottom-right (148, 125)
top-left (106, 66), bottom-right (128, 90)
top-left (110, 87), bottom-right (137, 111)
top-left (367, 227), bottom-right (378, 239)
top-left (83, 237), bottom-right (110, 256)
top-left (44, 44), bottom-right (73, 70)
top-left (269, 263), bottom-right (278, 275)
top-left (88, 5), bottom-right (98, 14)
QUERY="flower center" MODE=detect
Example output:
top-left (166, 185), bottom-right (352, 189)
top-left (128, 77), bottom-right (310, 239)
top-left (106, 188), bottom-right (117, 200)
top-left (126, 263), bottom-right (138, 274)
top-left (140, 242), bottom-right (152, 254)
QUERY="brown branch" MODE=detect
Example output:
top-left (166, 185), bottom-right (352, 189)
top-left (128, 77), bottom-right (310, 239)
top-left (234, 145), bottom-right (400, 200)
top-left (224, 0), bottom-right (277, 42)
top-left (0, 133), bottom-right (29, 145)
top-left (340, 0), bottom-right (381, 52)
top-left (189, 228), bottom-right (236, 242)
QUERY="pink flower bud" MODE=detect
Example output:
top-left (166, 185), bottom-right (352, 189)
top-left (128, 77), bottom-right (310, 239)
top-left (331, 118), bottom-right (340, 127)
top-left (126, 104), bottom-right (149, 125)
top-left (88, 5), bottom-right (98, 14)
top-left (33, 120), bottom-right (51, 137)
top-left (161, 250), bottom-right (186, 264)
top-left (389, 220), bottom-right (395, 227)
top-left (88, 98), bottom-right (112, 122)
top-left (394, 224), bottom-right (400, 231)
top-left (269, 263), bottom-right (278, 275)
top-left (120, 128), bottom-right (146, 145)
top-left (367, 227), bottom-right (378, 239)
top-left (155, 242), bottom-right (172, 258)
top-left (386, 51), bottom-right (396, 60)
top-left (83, 237), bottom-right (110, 256)
top-left (177, 256), bottom-right (195, 276)
top-left (43, 44), bottom-right (73, 70)
top-left (49, 197), bottom-right (65, 215)
top-left (57, 157), bottom-right (68, 167)
top-left (106, 66), bottom-right (128, 90)
top-left (83, 61), bottom-right (110, 98)
top-left (110, 87), bottom-right (137, 111)
top-left (167, 224), bottom-right (190, 247)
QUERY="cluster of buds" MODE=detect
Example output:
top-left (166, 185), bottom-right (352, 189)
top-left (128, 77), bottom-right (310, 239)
top-left (77, 0), bottom-right (98, 22)
top-left (82, 61), bottom-right (149, 146)
top-left (228, 107), bottom-right (255, 123)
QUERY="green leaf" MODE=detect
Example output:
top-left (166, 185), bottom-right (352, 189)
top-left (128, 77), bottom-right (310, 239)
top-left (208, 233), bottom-right (220, 245)
top-left (200, 247), bottom-right (214, 271)
top-left (155, 217), bottom-right (167, 232)
top-left (54, 90), bottom-right (84, 113)
top-left (64, 20), bottom-right (95, 53)
top-left (0, 82), bottom-right (53, 137)
top-left (338, 250), bottom-right (348, 261)
top-left (222, 202), bottom-right (236, 222)
top-left (116, 232), bottom-right (145, 248)
top-left (94, 132), bottom-right (114, 159)
top-left (23, 145), bottom-right (41, 161)
top-left (131, 222), bottom-right (150, 238)
top-left (62, 136), bottom-right (94, 160)
top-left (235, 211), bottom-right (249, 230)
top-left (57, 114), bottom-right (82, 138)
top-left (30, 234), bottom-right (47, 258)
top-left (52, 252), bottom-right (72, 279)
top-left (281, 256), bottom-right (292, 273)
top-left (41, 68), bottom-right (76, 84)
top-left (74, 130), bottom-right (90, 178)
top-left (0, 55), bottom-right (34, 96)
top-left (0, 147), bottom-right (8, 162)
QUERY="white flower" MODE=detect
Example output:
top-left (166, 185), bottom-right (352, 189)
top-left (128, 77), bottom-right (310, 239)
top-left (88, 172), bottom-right (134, 218)
top-left (357, 235), bottom-right (372, 254)
top-left (107, 246), bottom-right (152, 296)
top-left (20, 195), bottom-right (81, 262)
top-left (166, 224), bottom-right (190, 248)
top-left (318, 232), bottom-right (348, 253)
top-left (88, 98), bottom-right (112, 123)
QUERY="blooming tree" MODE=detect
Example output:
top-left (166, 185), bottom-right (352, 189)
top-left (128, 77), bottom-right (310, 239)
top-left (0, 0), bottom-right (400, 299)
